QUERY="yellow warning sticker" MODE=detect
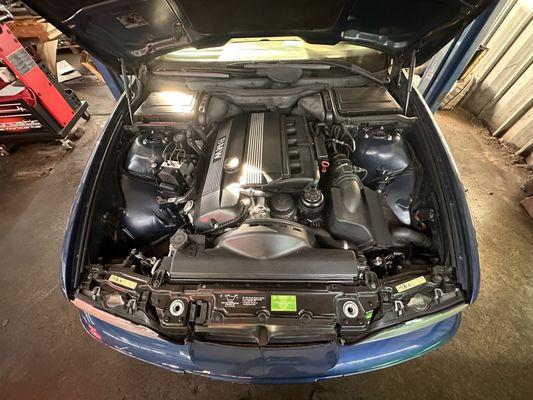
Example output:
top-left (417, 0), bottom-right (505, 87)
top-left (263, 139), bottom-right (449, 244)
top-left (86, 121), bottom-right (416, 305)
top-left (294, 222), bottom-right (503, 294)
top-left (109, 274), bottom-right (137, 289)
top-left (395, 276), bottom-right (427, 293)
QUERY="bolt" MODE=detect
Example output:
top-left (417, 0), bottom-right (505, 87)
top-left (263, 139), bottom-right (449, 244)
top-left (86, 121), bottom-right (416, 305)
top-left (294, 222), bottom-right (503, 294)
top-left (257, 312), bottom-right (268, 323)
top-left (343, 301), bottom-right (359, 319)
top-left (301, 313), bottom-right (311, 323)
top-left (163, 316), bottom-right (170, 323)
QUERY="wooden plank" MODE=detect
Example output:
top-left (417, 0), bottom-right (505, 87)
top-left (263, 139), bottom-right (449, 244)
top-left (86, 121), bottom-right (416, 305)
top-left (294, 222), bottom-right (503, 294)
top-left (462, 2), bottom-right (533, 113)
top-left (466, 23), bottom-right (533, 114)
top-left (7, 18), bottom-right (61, 42)
top-left (501, 106), bottom-right (533, 147)
top-left (36, 40), bottom-right (58, 76)
top-left (80, 51), bottom-right (104, 82)
top-left (480, 63), bottom-right (533, 130)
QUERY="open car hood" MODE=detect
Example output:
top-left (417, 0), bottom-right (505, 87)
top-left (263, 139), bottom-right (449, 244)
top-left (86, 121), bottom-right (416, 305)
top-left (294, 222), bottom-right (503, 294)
top-left (24, 0), bottom-right (494, 70)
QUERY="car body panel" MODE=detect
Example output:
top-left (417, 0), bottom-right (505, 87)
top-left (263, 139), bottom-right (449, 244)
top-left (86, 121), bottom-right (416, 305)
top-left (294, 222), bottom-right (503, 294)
top-left (59, 82), bottom-right (479, 379)
top-left (61, 86), bottom-right (480, 302)
top-left (409, 86), bottom-right (480, 302)
top-left (24, 0), bottom-right (495, 69)
top-left (60, 95), bottom-right (128, 297)
top-left (80, 311), bottom-right (461, 383)
top-left (52, 1), bottom-right (481, 377)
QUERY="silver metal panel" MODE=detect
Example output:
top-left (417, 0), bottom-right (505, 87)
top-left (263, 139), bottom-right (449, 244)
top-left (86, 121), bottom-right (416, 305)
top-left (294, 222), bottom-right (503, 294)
top-left (243, 112), bottom-right (264, 185)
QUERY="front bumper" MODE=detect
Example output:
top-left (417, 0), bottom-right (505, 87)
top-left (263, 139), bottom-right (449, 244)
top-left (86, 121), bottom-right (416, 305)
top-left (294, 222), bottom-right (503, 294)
top-left (80, 306), bottom-right (462, 384)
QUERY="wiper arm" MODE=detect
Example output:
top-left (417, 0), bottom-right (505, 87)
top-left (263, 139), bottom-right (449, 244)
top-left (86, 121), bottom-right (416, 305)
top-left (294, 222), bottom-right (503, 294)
top-left (152, 62), bottom-right (388, 85)
top-left (153, 70), bottom-right (231, 78)
top-left (315, 60), bottom-right (390, 86)
top-left (152, 67), bottom-right (260, 78)
top-left (230, 61), bottom-right (389, 85)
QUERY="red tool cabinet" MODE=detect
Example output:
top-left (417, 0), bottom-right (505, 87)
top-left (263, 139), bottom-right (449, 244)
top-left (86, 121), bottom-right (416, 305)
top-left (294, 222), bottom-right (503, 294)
top-left (0, 9), bottom-right (88, 145)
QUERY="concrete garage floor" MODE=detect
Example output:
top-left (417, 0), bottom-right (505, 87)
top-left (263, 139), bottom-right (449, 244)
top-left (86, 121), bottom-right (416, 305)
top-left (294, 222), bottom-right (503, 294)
top-left (0, 82), bottom-right (532, 400)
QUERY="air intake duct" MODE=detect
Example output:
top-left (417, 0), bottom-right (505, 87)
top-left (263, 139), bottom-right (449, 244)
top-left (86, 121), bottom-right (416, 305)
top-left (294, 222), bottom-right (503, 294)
top-left (327, 155), bottom-right (392, 251)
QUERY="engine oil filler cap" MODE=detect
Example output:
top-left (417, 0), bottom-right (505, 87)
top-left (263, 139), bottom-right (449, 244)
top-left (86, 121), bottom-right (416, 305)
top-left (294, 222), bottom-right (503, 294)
top-left (270, 193), bottom-right (296, 220)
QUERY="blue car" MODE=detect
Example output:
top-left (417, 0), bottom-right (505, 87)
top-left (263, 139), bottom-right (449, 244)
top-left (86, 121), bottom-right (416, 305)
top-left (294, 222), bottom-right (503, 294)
top-left (29, 0), bottom-right (492, 383)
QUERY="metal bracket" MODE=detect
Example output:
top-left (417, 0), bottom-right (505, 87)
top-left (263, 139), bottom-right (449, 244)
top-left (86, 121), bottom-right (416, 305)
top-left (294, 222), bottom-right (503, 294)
top-left (434, 288), bottom-right (459, 304)
top-left (91, 286), bottom-right (102, 301)
top-left (120, 58), bottom-right (134, 124)
top-left (394, 300), bottom-right (405, 316)
top-left (404, 50), bottom-right (417, 116)
top-left (0, 5), bottom-right (13, 23)
top-left (126, 298), bottom-right (138, 315)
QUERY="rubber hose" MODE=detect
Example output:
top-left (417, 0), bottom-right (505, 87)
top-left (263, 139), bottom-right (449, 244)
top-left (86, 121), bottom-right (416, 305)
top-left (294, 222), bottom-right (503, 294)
top-left (206, 123), bottom-right (218, 139)
top-left (311, 228), bottom-right (359, 251)
top-left (391, 227), bottom-right (432, 248)
top-left (172, 177), bottom-right (197, 204)
top-left (191, 125), bottom-right (207, 142)
top-left (187, 138), bottom-right (206, 158)
top-left (201, 203), bottom-right (251, 235)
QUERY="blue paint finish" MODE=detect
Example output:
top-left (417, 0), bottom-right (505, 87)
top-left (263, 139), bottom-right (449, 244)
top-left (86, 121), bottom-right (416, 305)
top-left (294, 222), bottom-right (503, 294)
top-left (418, 41), bottom-right (453, 95)
top-left (80, 312), bottom-right (461, 384)
top-left (63, 47), bottom-right (475, 382)
top-left (92, 57), bottom-right (123, 100)
top-left (60, 95), bottom-right (127, 297)
top-left (410, 88), bottom-right (481, 303)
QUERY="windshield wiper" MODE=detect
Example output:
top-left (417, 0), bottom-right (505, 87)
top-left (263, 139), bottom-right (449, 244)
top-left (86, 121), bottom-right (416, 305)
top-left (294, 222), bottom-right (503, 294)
top-left (153, 70), bottom-right (231, 78)
top-left (230, 60), bottom-right (389, 86)
top-left (152, 61), bottom-right (388, 86)
top-left (152, 67), bottom-right (260, 79)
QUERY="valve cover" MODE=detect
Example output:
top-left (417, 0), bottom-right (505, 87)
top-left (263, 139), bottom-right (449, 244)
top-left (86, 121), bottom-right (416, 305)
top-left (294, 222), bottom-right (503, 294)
top-left (194, 111), bottom-right (318, 231)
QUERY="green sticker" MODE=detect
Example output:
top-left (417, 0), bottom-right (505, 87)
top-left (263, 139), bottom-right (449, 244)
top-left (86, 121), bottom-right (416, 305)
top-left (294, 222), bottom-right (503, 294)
top-left (271, 295), bottom-right (297, 312)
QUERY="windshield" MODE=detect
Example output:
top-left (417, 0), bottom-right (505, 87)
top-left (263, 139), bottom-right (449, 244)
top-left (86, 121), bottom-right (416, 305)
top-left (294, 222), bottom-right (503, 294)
top-left (159, 37), bottom-right (387, 70)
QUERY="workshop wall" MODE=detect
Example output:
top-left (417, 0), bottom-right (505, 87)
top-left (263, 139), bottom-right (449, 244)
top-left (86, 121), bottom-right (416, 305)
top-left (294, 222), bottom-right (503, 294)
top-left (460, 0), bottom-right (533, 165)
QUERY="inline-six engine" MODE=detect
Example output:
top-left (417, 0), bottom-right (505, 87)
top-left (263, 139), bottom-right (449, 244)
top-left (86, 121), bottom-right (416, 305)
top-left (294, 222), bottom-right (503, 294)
top-left (78, 86), bottom-right (458, 346)
top-left (117, 89), bottom-right (425, 284)
top-left (193, 111), bottom-right (320, 233)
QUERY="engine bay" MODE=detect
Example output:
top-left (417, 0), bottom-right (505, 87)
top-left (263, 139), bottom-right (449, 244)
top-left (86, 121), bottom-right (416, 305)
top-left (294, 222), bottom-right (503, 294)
top-left (77, 84), bottom-right (465, 345)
